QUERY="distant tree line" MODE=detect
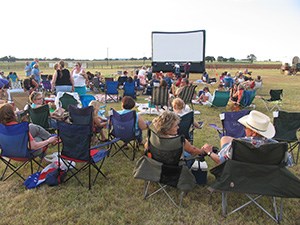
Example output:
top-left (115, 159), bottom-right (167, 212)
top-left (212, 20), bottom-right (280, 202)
top-left (205, 54), bottom-right (257, 63)
top-left (0, 56), bottom-right (152, 62)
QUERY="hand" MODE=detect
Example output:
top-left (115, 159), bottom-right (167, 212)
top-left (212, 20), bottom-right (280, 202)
top-left (202, 143), bottom-right (213, 154)
top-left (48, 136), bottom-right (58, 144)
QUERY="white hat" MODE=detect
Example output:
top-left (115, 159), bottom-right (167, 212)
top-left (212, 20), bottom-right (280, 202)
top-left (238, 110), bottom-right (275, 139)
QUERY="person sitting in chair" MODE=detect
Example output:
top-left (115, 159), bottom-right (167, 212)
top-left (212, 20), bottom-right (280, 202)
top-left (146, 111), bottom-right (212, 155)
top-left (0, 103), bottom-right (58, 154)
top-left (89, 100), bottom-right (108, 143)
top-left (202, 110), bottom-right (283, 165)
top-left (118, 96), bottom-right (148, 144)
top-left (172, 98), bottom-right (202, 129)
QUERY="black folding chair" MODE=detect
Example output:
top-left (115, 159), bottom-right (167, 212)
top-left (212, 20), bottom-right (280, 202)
top-left (273, 110), bottom-right (300, 164)
top-left (134, 128), bottom-right (196, 208)
top-left (210, 139), bottom-right (300, 223)
top-left (57, 121), bottom-right (119, 189)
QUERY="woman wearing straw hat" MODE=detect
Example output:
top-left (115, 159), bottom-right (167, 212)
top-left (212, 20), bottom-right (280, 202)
top-left (203, 110), bottom-right (278, 165)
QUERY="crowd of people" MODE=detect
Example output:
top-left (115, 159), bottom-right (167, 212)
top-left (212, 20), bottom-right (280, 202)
top-left (0, 60), bottom-right (294, 189)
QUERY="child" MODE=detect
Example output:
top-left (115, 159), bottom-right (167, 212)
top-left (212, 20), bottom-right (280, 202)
top-left (88, 100), bottom-right (108, 143)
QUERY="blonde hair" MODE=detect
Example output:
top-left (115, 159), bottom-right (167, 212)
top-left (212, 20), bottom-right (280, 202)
top-left (152, 111), bottom-right (180, 135)
top-left (53, 62), bottom-right (59, 70)
top-left (172, 98), bottom-right (185, 111)
top-left (29, 91), bottom-right (42, 103)
top-left (89, 100), bottom-right (101, 116)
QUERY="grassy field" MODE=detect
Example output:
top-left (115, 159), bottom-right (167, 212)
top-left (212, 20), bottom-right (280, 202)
top-left (0, 65), bottom-right (300, 225)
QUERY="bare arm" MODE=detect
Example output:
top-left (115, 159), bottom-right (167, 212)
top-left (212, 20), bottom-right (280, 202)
top-left (30, 136), bottom-right (57, 150)
top-left (138, 115), bottom-right (148, 130)
top-left (51, 71), bottom-right (58, 91)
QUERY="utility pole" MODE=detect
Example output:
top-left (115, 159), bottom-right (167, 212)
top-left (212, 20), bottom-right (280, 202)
top-left (106, 47), bottom-right (109, 67)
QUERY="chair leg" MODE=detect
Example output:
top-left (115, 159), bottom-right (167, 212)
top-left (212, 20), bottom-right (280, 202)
top-left (222, 192), bottom-right (228, 217)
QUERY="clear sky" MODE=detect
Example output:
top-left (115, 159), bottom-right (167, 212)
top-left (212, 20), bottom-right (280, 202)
top-left (1, 0), bottom-right (299, 62)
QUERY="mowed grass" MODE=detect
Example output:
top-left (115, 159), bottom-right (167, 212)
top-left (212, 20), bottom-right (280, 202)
top-left (0, 66), bottom-right (300, 225)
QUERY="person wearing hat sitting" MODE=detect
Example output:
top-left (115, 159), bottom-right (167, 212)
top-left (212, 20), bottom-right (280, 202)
top-left (203, 110), bottom-right (277, 165)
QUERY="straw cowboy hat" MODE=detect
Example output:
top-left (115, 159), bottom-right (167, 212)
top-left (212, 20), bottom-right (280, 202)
top-left (238, 110), bottom-right (275, 139)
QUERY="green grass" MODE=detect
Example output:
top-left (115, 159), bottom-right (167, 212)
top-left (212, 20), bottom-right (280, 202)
top-left (0, 66), bottom-right (300, 225)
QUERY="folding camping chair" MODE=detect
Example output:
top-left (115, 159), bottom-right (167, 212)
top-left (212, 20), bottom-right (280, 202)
top-left (261, 89), bottom-right (283, 111)
top-left (210, 91), bottom-right (230, 107)
top-left (41, 80), bottom-right (52, 94)
top-left (57, 121), bottom-right (119, 189)
top-left (92, 77), bottom-right (105, 93)
top-left (55, 92), bottom-right (81, 111)
top-left (209, 110), bottom-right (250, 139)
top-left (108, 109), bottom-right (139, 161)
top-left (0, 122), bottom-right (46, 181)
top-left (178, 111), bottom-right (195, 144)
top-left (105, 81), bottom-right (119, 103)
top-left (79, 94), bottom-right (96, 108)
top-left (28, 104), bottom-right (56, 133)
top-left (133, 128), bottom-right (196, 208)
top-left (151, 86), bottom-right (169, 111)
top-left (273, 111), bottom-right (300, 164)
top-left (123, 82), bottom-right (136, 99)
top-left (209, 139), bottom-right (300, 223)
top-left (239, 89), bottom-right (256, 109)
top-left (178, 85), bottom-right (197, 110)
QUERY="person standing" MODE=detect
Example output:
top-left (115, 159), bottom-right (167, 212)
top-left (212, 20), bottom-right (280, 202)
top-left (184, 62), bottom-right (191, 79)
top-left (51, 60), bottom-right (74, 93)
top-left (71, 62), bottom-right (87, 96)
top-left (31, 63), bottom-right (41, 84)
top-left (25, 61), bottom-right (32, 77)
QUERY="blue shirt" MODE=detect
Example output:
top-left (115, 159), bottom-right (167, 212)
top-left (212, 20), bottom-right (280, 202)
top-left (25, 65), bottom-right (32, 77)
top-left (31, 68), bottom-right (40, 83)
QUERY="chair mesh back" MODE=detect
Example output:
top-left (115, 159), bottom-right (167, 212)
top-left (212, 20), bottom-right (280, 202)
top-left (240, 90), bottom-right (256, 107)
top-left (151, 87), bottom-right (169, 106)
top-left (269, 89), bottom-right (283, 101)
top-left (68, 105), bottom-right (93, 128)
top-left (28, 104), bottom-right (50, 129)
top-left (273, 111), bottom-right (300, 142)
top-left (123, 82), bottom-right (135, 97)
top-left (178, 85), bottom-right (196, 104)
top-left (149, 129), bottom-right (184, 166)
top-left (59, 93), bottom-right (79, 110)
top-left (0, 122), bottom-right (30, 158)
top-left (79, 95), bottom-right (96, 108)
top-left (232, 139), bottom-right (287, 165)
top-left (42, 80), bottom-right (52, 90)
top-left (58, 122), bottom-right (91, 161)
top-left (222, 110), bottom-right (250, 138)
top-left (110, 109), bottom-right (136, 143)
top-left (106, 81), bottom-right (119, 94)
top-left (178, 111), bottom-right (194, 141)
top-left (212, 91), bottom-right (230, 107)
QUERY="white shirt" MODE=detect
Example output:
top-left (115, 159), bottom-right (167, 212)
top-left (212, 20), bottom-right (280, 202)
top-left (72, 69), bottom-right (86, 87)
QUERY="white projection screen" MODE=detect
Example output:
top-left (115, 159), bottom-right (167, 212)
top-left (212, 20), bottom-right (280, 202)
top-left (152, 30), bottom-right (206, 73)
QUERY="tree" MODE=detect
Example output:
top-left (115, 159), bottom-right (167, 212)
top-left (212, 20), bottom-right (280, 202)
top-left (217, 56), bottom-right (224, 62)
top-left (205, 56), bottom-right (215, 62)
top-left (247, 54), bottom-right (257, 63)
top-left (229, 57), bottom-right (236, 62)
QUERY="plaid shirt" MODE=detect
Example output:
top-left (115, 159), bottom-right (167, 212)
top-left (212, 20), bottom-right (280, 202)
top-left (218, 137), bottom-right (277, 164)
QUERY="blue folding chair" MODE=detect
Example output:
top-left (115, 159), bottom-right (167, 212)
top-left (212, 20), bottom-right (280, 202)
top-left (0, 122), bottom-right (46, 181)
top-left (80, 94), bottom-right (96, 108)
top-left (239, 90), bottom-right (256, 108)
top-left (108, 109), bottom-right (139, 160)
top-left (105, 81), bottom-right (119, 103)
top-left (209, 110), bottom-right (250, 138)
top-left (57, 121), bottom-right (119, 189)
top-left (123, 82), bottom-right (136, 99)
